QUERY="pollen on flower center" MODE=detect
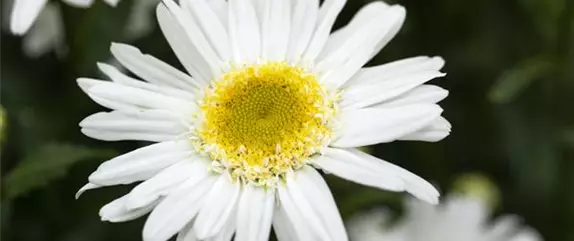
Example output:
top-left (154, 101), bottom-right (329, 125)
top-left (194, 62), bottom-right (338, 186)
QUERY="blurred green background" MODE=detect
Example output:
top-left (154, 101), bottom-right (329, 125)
top-left (1, 0), bottom-right (573, 240)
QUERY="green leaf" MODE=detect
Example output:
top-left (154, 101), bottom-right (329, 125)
top-left (2, 144), bottom-right (115, 201)
top-left (488, 57), bottom-right (553, 104)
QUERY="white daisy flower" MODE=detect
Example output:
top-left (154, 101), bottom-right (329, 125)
top-left (5, 2), bottom-right (65, 57)
top-left (347, 195), bottom-right (544, 241)
top-left (5, 0), bottom-right (158, 57)
top-left (76, 0), bottom-right (450, 240)
top-left (9, 0), bottom-right (120, 36)
top-left (6, 0), bottom-right (119, 57)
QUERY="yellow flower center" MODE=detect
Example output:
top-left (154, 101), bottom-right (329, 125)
top-left (195, 62), bottom-right (338, 186)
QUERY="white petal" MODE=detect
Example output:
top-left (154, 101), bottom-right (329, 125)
top-left (509, 228), bottom-right (543, 241)
top-left (228, 0), bottom-right (261, 63)
top-left (177, 222), bottom-right (199, 241)
top-left (82, 129), bottom-right (179, 143)
top-left (103, 0), bottom-right (120, 7)
top-left (275, 185), bottom-right (314, 240)
top-left (156, 3), bottom-right (212, 83)
top-left (10, 0), bottom-right (47, 35)
top-left (75, 183), bottom-right (101, 199)
top-left (88, 141), bottom-right (193, 186)
top-left (323, 2), bottom-right (401, 61)
top-left (62, 0), bottom-right (94, 8)
top-left (251, 0), bottom-right (265, 19)
top-left (318, 5), bottom-right (406, 89)
top-left (109, 43), bottom-right (201, 91)
top-left (206, 0), bottom-right (228, 25)
top-left (286, 0), bottom-right (318, 61)
top-left (315, 148), bottom-right (440, 204)
top-left (126, 160), bottom-right (208, 209)
top-left (341, 56), bottom-right (445, 109)
top-left (206, 207), bottom-right (237, 241)
top-left (143, 175), bottom-right (216, 241)
top-left (161, 0), bottom-right (223, 77)
top-left (344, 56), bottom-right (445, 88)
top-left (177, 210), bottom-right (237, 241)
top-left (180, 0), bottom-right (231, 62)
top-left (303, 0), bottom-right (346, 61)
top-left (399, 116), bottom-right (451, 142)
top-left (260, 0), bottom-right (291, 61)
top-left (313, 149), bottom-right (405, 192)
top-left (80, 110), bottom-right (186, 142)
top-left (290, 166), bottom-right (348, 241)
top-left (483, 215), bottom-right (522, 241)
top-left (318, 39), bottom-right (374, 90)
top-left (369, 7), bottom-right (406, 60)
top-left (333, 104), bottom-right (443, 147)
top-left (194, 174), bottom-right (240, 239)
top-left (341, 71), bottom-right (445, 110)
top-left (320, 1), bottom-right (389, 58)
top-left (97, 62), bottom-right (197, 101)
top-left (316, 2), bottom-right (389, 67)
top-left (272, 206), bottom-right (299, 241)
top-left (373, 85), bottom-right (449, 108)
top-left (99, 194), bottom-right (159, 223)
top-left (235, 186), bottom-right (275, 241)
top-left (77, 78), bottom-right (194, 115)
top-left (277, 176), bottom-right (331, 240)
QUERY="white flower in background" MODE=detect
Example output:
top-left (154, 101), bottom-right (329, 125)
top-left (76, 0), bottom-right (450, 240)
top-left (11, 2), bottom-right (65, 58)
top-left (6, 0), bottom-right (119, 57)
top-left (347, 195), bottom-right (544, 241)
top-left (9, 0), bottom-right (120, 35)
top-left (5, 0), bottom-right (159, 57)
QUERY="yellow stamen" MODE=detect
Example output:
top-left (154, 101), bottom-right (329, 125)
top-left (194, 62), bottom-right (338, 186)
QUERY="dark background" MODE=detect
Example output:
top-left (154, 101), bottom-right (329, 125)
top-left (1, 0), bottom-right (573, 240)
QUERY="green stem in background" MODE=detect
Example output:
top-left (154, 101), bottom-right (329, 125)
top-left (0, 105), bottom-right (8, 176)
top-left (0, 105), bottom-right (7, 241)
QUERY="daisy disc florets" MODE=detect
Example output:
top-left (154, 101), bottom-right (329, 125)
top-left (195, 62), bottom-right (339, 186)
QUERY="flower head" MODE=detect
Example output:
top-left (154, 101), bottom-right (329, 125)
top-left (77, 0), bottom-right (450, 240)
top-left (6, 0), bottom-right (156, 57)
top-left (9, 0), bottom-right (119, 36)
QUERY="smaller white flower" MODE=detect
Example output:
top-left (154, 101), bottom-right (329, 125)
top-left (347, 195), bottom-right (544, 241)
top-left (6, 0), bottom-right (157, 57)
top-left (9, 0), bottom-right (119, 36)
top-left (6, 0), bottom-right (118, 57)
top-left (16, 2), bottom-right (64, 58)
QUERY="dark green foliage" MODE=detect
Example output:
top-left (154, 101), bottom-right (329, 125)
top-left (3, 143), bottom-right (115, 201)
